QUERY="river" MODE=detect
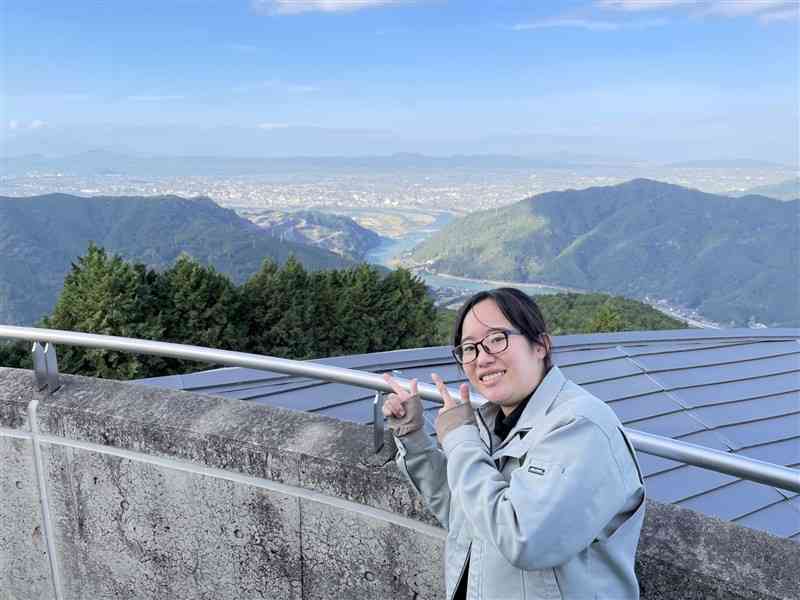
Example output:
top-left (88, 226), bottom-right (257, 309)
top-left (364, 212), bottom-right (569, 298)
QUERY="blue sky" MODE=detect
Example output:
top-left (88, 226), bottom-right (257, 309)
top-left (1, 0), bottom-right (798, 161)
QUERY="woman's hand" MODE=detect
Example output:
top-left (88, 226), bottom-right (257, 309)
top-left (431, 373), bottom-right (475, 442)
top-left (382, 373), bottom-right (424, 437)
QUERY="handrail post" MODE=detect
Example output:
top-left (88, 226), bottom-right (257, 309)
top-left (373, 391), bottom-right (385, 453)
top-left (31, 341), bottom-right (60, 394)
top-left (44, 343), bottom-right (60, 394)
top-left (32, 342), bottom-right (47, 391)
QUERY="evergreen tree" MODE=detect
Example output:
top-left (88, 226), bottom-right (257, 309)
top-left (157, 253), bottom-right (247, 373)
top-left (241, 257), bottom-right (280, 356)
top-left (160, 254), bottom-right (245, 349)
top-left (0, 340), bottom-right (31, 369)
top-left (43, 244), bottom-right (166, 379)
top-left (242, 257), bottom-right (296, 358)
top-left (36, 245), bottom-right (449, 378)
top-left (588, 304), bottom-right (625, 333)
top-left (336, 264), bottom-right (383, 354)
top-left (378, 268), bottom-right (437, 350)
top-left (304, 269), bottom-right (340, 358)
top-left (273, 256), bottom-right (311, 357)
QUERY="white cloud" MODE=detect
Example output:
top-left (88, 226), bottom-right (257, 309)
top-left (597, 0), bottom-right (693, 10)
top-left (701, 0), bottom-right (794, 17)
top-left (252, 0), bottom-right (413, 15)
top-left (514, 17), bottom-right (667, 31)
top-left (515, 18), bottom-right (620, 31)
top-left (597, 0), bottom-right (798, 23)
top-left (257, 122), bottom-right (293, 130)
top-left (6, 119), bottom-right (47, 130)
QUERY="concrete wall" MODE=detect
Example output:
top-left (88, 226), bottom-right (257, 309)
top-left (1, 366), bottom-right (797, 600)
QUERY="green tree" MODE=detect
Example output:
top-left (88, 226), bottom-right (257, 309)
top-left (304, 269), bottom-right (342, 358)
top-left (0, 340), bottom-right (31, 369)
top-left (377, 268), bottom-right (438, 350)
top-left (43, 244), bottom-right (166, 379)
top-left (536, 293), bottom-right (685, 334)
top-left (36, 245), bottom-right (450, 378)
top-left (243, 256), bottom-right (307, 358)
top-left (587, 304), bottom-right (625, 333)
top-left (334, 264), bottom-right (383, 354)
top-left (157, 253), bottom-right (247, 373)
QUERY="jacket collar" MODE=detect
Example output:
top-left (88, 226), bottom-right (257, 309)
top-left (477, 366), bottom-right (567, 449)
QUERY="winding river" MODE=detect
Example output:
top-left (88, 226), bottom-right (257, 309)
top-left (364, 212), bottom-right (568, 297)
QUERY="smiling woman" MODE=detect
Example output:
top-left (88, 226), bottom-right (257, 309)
top-left (382, 287), bottom-right (646, 600)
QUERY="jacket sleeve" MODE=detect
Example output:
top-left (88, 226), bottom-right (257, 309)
top-left (441, 415), bottom-right (631, 570)
top-left (394, 428), bottom-right (451, 529)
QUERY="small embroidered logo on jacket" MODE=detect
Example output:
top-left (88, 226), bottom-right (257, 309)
top-left (528, 465), bottom-right (546, 476)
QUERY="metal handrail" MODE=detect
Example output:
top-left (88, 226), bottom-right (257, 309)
top-left (1, 324), bottom-right (799, 493)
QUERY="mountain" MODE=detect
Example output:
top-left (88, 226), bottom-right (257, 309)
top-left (248, 209), bottom-right (386, 261)
top-left (408, 179), bottom-right (800, 327)
top-left (729, 178), bottom-right (799, 202)
top-left (0, 193), bottom-right (354, 325)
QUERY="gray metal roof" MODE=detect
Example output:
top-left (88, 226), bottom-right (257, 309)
top-left (136, 328), bottom-right (800, 541)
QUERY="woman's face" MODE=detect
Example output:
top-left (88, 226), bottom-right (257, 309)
top-left (460, 299), bottom-right (548, 415)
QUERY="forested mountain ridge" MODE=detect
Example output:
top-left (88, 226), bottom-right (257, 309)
top-left (249, 209), bottom-right (385, 260)
top-left (409, 179), bottom-right (799, 327)
top-left (0, 193), bottom-right (354, 325)
top-left (730, 177), bottom-right (799, 202)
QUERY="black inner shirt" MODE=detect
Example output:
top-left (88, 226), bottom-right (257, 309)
top-left (493, 392), bottom-right (532, 442)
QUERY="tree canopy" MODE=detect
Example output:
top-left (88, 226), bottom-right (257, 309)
top-left (3, 244), bottom-right (436, 379)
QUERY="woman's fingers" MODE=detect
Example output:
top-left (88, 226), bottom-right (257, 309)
top-left (459, 383), bottom-right (470, 405)
top-left (382, 393), bottom-right (405, 418)
top-left (431, 372), bottom-right (457, 410)
top-left (381, 374), bottom-right (420, 418)
top-left (383, 372), bottom-right (406, 396)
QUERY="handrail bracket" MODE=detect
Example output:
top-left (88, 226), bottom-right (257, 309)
top-left (32, 342), bottom-right (60, 394)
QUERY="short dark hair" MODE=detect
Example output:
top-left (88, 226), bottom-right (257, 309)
top-left (452, 287), bottom-right (552, 370)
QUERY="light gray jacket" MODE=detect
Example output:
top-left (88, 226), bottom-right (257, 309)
top-left (395, 366), bottom-right (646, 600)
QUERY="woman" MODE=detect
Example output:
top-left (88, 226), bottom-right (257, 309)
top-left (383, 288), bottom-right (645, 599)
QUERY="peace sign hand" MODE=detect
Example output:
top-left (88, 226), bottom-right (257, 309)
top-left (431, 373), bottom-right (475, 442)
top-left (382, 373), bottom-right (424, 437)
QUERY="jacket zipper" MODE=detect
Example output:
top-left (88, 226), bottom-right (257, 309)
top-left (447, 542), bottom-right (472, 600)
top-left (476, 410), bottom-right (493, 455)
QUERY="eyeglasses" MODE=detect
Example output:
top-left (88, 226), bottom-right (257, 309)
top-left (452, 330), bottom-right (523, 365)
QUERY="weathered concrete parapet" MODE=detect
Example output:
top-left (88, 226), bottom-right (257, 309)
top-left (638, 500), bottom-right (799, 600)
top-left (0, 367), bottom-right (441, 600)
top-left (1, 366), bottom-right (798, 600)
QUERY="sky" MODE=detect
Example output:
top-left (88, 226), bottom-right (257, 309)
top-left (1, 0), bottom-right (798, 162)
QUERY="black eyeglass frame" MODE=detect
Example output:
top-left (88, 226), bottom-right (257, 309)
top-left (451, 329), bottom-right (525, 365)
